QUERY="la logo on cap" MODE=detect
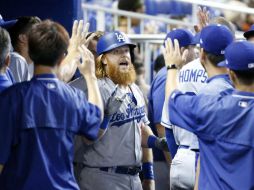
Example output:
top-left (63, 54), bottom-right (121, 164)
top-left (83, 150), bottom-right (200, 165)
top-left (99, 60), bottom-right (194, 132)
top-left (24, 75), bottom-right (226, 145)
top-left (115, 32), bottom-right (126, 43)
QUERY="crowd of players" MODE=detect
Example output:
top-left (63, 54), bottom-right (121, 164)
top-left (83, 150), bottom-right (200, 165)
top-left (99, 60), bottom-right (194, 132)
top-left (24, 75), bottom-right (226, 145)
top-left (0, 6), bottom-right (254, 190)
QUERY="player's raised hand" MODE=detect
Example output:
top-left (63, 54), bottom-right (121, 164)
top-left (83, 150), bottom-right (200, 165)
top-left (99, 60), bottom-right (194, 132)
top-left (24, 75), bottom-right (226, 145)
top-left (163, 38), bottom-right (188, 69)
top-left (77, 44), bottom-right (95, 77)
top-left (67, 20), bottom-right (90, 61)
top-left (194, 6), bottom-right (210, 33)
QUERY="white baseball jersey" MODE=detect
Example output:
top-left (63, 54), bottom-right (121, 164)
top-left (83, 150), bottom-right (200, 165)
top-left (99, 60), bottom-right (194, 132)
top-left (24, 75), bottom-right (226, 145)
top-left (161, 58), bottom-right (208, 146)
top-left (162, 58), bottom-right (208, 189)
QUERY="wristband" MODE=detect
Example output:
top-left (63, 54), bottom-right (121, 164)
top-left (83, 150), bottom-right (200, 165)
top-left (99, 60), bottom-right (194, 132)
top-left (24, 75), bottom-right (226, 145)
top-left (142, 162), bottom-right (154, 180)
top-left (147, 135), bottom-right (157, 148)
top-left (167, 64), bottom-right (177, 70)
top-left (100, 116), bottom-right (110, 130)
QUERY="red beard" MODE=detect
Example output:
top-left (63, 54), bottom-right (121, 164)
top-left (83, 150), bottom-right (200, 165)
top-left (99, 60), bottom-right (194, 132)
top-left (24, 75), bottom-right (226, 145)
top-left (106, 58), bottom-right (136, 86)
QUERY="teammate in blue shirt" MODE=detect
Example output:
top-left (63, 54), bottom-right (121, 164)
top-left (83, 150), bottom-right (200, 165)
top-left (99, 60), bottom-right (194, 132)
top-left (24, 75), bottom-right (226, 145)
top-left (0, 20), bottom-right (104, 190)
top-left (164, 34), bottom-right (254, 189)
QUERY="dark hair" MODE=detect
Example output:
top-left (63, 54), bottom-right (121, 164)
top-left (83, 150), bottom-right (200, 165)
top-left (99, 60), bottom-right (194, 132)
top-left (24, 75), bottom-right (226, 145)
top-left (154, 54), bottom-right (165, 73)
top-left (232, 69), bottom-right (254, 85)
top-left (0, 27), bottom-right (11, 70)
top-left (8, 16), bottom-right (41, 50)
top-left (28, 20), bottom-right (69, 67)
top-left (204, 50), bottom-right (225, 67)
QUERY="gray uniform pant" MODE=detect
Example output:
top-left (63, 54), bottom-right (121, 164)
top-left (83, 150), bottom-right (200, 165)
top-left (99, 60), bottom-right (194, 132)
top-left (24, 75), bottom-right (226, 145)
top-left (153, 161), bottom-right (170, 190)
top-left (170, 148), bottom-right (199, 190)
top-left (79, 167), bottom-right (143, 190)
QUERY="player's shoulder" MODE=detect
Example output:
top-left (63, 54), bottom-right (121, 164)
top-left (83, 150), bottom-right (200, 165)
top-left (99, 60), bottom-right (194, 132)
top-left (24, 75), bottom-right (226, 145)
top-left (180, 58), bottom-right (203, 71)
top-left (0, 80), bottom-right (30, 98)
top-left (10, 52), bottom-right (27, 63)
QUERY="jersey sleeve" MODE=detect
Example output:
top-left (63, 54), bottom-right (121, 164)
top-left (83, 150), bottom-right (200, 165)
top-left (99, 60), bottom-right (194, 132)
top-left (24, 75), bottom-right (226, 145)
top-left (168, 90), bottom-right (199, 133)
top-left (160, 101), bottom-right (172, 129)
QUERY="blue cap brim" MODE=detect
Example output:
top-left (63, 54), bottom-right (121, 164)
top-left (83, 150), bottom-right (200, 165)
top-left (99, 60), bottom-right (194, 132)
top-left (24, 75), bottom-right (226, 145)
top-left (217, 60), bottom-right (227, 68)
top-left (0, 19), bottom-right (17, 29)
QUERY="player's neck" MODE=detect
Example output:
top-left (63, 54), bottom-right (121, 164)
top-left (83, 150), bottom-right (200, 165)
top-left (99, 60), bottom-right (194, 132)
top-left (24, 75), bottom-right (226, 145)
top-left (118, 85), bottom-right (130, 93)
top-left (234, 83), bottom-right (254, 93)
top-left (206, 64), bottom-right (227, 78)
top-left (33, 65), bottom-right (58, 76)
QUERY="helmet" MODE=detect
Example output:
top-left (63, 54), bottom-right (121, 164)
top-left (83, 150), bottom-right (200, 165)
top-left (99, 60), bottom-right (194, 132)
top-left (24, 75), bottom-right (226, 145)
top-left (97, 31), bottom-right (136, 55)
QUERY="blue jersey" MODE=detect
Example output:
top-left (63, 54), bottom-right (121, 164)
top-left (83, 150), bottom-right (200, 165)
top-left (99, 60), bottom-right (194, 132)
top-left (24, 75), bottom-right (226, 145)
top-left (190, 74), bottom-right (233, 149)
top-left (169, 89), bottom-right (254, 189)
top-left (0, 74), bottom-right (101, 190)
top-left (0, 74), bottom-right (13, 93)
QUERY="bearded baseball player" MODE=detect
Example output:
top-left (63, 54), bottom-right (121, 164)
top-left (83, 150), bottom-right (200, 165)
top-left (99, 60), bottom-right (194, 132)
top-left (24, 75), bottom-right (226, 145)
top-left (70, 31), bottom-right (155, 190)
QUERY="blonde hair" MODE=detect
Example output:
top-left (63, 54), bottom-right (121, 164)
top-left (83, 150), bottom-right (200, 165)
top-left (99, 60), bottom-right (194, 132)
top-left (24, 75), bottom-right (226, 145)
top-left (95, 55), bottom-right (107, 79)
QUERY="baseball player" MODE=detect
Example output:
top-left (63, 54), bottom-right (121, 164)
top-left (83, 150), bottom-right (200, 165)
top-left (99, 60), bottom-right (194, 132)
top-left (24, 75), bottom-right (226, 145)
top-left (148, 28), bottom-right (198, 190)
top-left (160, 28), bottom-right (207, 190)
top-left (243, 24), bottom-right (254, 42)
top-left (164, 34), bottom-right (254, 189)
top-left (0, 27), bottom-right (13, 92)
top-left (161, 14), bottom-right (236, 189)
top-left (0, 20), bottom-right (104, 190)
top-left (70, 31), bottom-right (155, 190)
top-left (7, 16), bottom-right (41, 81)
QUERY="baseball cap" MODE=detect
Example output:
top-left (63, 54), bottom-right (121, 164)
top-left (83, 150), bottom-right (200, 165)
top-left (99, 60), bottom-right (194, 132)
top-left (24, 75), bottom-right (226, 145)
top-left (97, 31), bottom-right (136, 55)
top-left (199, 24), bottom-right (234, 55)
top-left (164, 28), bottom-right (197, 48)
top-left (218, 41), bottom-right (254, 70)
top-left (0, 15), bottom-right (17, 29)
top-left (243, 24), bottom-right (254, 39)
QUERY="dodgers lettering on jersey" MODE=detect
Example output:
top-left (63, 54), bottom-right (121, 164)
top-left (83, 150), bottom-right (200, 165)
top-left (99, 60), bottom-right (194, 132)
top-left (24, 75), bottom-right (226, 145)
top-left (110, 103), bottom-right (146, 127)
top-left (178, 67), bottom-right (207, 83)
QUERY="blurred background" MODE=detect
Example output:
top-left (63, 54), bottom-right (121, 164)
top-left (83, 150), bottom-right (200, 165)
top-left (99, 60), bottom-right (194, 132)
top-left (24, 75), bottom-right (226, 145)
top-left (1, 0), bottom-right (254, 82)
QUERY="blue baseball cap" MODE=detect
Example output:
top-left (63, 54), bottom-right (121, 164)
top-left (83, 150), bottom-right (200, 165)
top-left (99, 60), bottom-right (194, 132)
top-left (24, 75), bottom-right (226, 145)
top-left (0, 15), bottom-right (17, 29)
top-left (200, 24), bottom-right (234, 55)
top-left (243, 24), bottom-right (254, 39)
top-left (97, 31), bottom-right (136, 55)
top-left (164, 28), bottom-right (196, 48)
top-left (218, 41), bottom-right (254, 70)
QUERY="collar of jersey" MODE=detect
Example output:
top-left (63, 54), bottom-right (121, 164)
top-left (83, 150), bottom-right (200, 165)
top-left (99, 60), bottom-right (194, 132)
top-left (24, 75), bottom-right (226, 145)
top-left (232, 90), bottom-right (254, 98)
top-left (33, 73), bottom-right (58, 80)
top-left (206, 74), bottom-right (229, 83)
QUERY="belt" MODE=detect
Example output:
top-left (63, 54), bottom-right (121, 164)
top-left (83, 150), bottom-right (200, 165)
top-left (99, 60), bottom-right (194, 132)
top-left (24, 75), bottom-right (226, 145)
top-left (179, 145), bottom-right (200, 152)
top-left (178, 145), bottom-right (189, 149)
top-left (100, 166), bottom-right (142, 176)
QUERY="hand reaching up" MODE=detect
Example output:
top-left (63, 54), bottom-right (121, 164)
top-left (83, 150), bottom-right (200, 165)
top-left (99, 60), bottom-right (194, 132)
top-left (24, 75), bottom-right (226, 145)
top-left (162, 38), bottom-right (189, 69)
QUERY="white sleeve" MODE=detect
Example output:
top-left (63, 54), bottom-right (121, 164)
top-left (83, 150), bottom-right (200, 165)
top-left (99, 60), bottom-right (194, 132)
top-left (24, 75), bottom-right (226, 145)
top-left (160, 100), bottom-right (173, 129)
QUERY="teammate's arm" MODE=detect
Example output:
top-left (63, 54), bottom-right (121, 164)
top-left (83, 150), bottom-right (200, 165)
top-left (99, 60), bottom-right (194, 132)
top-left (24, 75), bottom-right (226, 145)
top-left (155, 124), bottom-right (171, 164)
top-left (58, 20), bottom-right (94, 82)
top-left (142, 148), bottom-right (155, 190)
top-left (78, 45), bottom-right (103, 121)
top-left (77, 45), bottom-right (104, 145)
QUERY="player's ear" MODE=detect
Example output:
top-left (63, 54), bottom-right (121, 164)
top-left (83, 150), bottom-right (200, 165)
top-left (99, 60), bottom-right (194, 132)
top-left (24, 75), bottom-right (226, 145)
top-left (229, 70), bottom-right (237, 86)
top-left (200, 48), bottom-right (206, 66)
top-left (101, 55), bottom-right (107, 65)
top-left (4, 53), bottom-right (10, 67)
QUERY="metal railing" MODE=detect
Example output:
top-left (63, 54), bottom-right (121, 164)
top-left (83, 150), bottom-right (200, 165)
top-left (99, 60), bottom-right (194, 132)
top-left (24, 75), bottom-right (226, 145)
top-left (81, 1), bottom-right (249, 83)
top-left (82, 3), bottom-right (194, 33)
